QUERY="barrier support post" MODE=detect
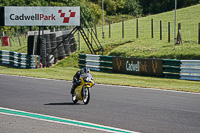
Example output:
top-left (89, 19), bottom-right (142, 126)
top-left (151, 19), bottom-right (153, 38)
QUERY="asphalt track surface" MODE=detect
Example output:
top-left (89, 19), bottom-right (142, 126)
top-left (0, 74), bottom-right (200, 133)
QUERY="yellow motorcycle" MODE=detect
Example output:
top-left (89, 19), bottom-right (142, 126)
top-left (72, 73), bottom-right (95, 104)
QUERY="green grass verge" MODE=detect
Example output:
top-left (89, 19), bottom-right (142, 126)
top-left (0, 64), bottom-right (200, 93)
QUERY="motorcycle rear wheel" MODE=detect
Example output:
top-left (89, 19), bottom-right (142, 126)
top-left (83, 87), bottom-right (90, 104)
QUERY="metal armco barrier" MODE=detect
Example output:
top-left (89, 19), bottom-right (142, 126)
top-left (113, 57), bottom-right (163, 77)
top-left (180, 60), bottom-right (200, 81)
top-left (78, 53), bottom-right (112, 71)
top-left (78, 54), bottom-right (200, 81)
top-left (163, 59), bottom-right (181, 79)
top-left (0, 50), bottom-right (40, 69)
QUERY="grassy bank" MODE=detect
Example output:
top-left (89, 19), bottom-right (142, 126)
top-left (105, 4), bottom-right (200, 59)
top-left (108, 38), bottom-right (200, 59)
top-left (0, 65), bottom-right (200, 93)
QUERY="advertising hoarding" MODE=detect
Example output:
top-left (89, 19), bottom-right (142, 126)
top-left (1, 6), bottom-right (80, 26)
top-left (113, 57), bottom-right (163, 77)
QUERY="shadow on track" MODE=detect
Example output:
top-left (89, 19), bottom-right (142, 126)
top-left (44, 102), bottom-right (83, 105)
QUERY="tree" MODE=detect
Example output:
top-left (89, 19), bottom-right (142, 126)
top-left (179, 0), bottom-right (199, 7)
top-left (89, 2), bottom-right (103, 23)
top-left (139, 0), bottom-right (199, 14)
top-left (139, 0), bottom-right (151, 14)
top-left (123, 0), bottom-right (142, 17)
top-left (104, 0), bottom-right (117, 15)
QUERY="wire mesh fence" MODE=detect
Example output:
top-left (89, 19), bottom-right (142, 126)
top-left (92, 19), bottom-right (200, 45)
top-left (0, 31), bottom-right (28, 47)
top-left (0, 18), bottom-right (199, 53)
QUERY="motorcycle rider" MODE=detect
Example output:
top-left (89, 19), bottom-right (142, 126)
top-left (70, 67), bottom-right (90, 95)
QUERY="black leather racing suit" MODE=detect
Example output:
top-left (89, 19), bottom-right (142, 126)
top-left (70, 70), bottom-right (82, 95)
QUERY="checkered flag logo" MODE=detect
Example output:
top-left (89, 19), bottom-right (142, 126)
top-left (58, 10), bottom-right (76, 23)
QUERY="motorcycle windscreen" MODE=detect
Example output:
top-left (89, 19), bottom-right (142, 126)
top-left (80, 73), bottom-right (93, 82)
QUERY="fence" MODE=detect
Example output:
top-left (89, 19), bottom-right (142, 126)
top-left (93, 19), bottom-right (200, 45)
top-left (0, 50), bottom-right (40, 69)
top-left (78, 54), bottom-right (200, 81)
top-left (0, 31), bottom-right (27, 47)
top-left (78, 53), bottom-right (112, 71)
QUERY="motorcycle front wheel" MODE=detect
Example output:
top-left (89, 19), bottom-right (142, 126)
top-left (82, 87), bottom-right (90, 104)
top-left (72, 94), bottom-right (78, 104)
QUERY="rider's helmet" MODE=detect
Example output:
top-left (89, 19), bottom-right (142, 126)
top-left (80, 69), bottom-right (84, 74)
top-left (82, 67), bottom-right (90, 73)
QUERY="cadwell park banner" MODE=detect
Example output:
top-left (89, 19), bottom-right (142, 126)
top-left (113, 57), bottom-right (163, 77)
top-left (0, 6), bottom-right (80, 26)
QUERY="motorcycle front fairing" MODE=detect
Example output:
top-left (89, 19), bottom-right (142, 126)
top-left (80, 73), bottom-right (95, 88)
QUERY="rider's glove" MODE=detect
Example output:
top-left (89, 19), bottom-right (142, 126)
top-left (77, 80), bottom-right (82, 84)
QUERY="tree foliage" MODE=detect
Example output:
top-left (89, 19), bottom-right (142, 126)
top-left (0, 0), bottom-right (95, 31)
top-left (88, 2), bottom-right (103, 23)
top-left (139, 0), bottom-right (200, 14)
top-left (123, 0), bottom-right (142, 17)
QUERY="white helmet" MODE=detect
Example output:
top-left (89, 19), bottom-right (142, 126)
top-left (82, 67), bottom-right (90, 73)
